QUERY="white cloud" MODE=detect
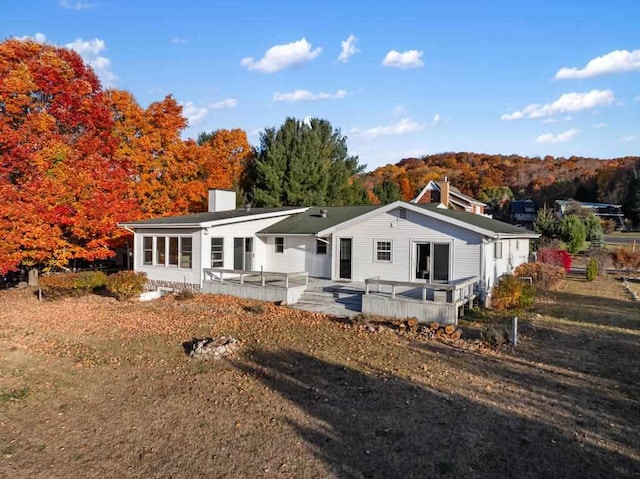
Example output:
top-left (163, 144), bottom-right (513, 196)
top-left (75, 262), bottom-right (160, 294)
top-left (272, 89), bottom-right (347, 102)
top-left (541, 117), bottom-right (557, 124)
top-left (432, 113), bottom-right (441, 125)
top-left (501, 90), bottom-right (614, 120)
top-left (241, 38), bottom-right (322, 73)
top-left (65, 38), bottom-right (117, 87)
top-left (60, 0), bottom-right (93, 9)
top-left (182, 101), bottom-right (209, 125)
top-left (622, 134), bottom-right (638, 142)
top-left (352, 118), bottom-right (425, 139)
top-left (17, 32), bottom-right (47, 43)
top-left (209, 98), bottom-right (237, 109)
top-left (392, 106), bottom-right (407, 116)
top-left (382, 50), bottom-right (424, 69)
top-left (592, 122), bottom-right (607, 129)
top-left (172, 37), bottom-right (188, 45)
top-left (337, 34), bottom-right (359, 63)
top-left (248, 128), bottom-right (262, 138)
top-left (555, 50), bottom-right (640, 79)
top-left (536, 128), bottom-right (579, 144)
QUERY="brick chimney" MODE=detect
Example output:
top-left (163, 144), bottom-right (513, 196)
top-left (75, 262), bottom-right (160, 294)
top-left (437, 177), bottom-right (450, 208)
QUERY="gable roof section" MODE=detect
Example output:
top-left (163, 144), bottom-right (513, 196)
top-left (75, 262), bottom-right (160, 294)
top-left (260, 202), bottom-right (538, 239)
top-left (413, 204), bottom-right (537, 237)
top-left (258, 205), bottom-right (379, 235)
top-left (119, 207), bottom-right (306, 228)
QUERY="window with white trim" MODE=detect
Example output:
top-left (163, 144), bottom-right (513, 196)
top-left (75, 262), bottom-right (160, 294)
top-left (156, 237), bottom-right (166, 265)
top-left (375, 240), bottom-right (392, 262)
top-left (275, 237), bottom-right (285, 254)
top-left (168, 237), bottom-right (179, 266)
top-left (495, 241), bottom-right (503, 259)
top-left (316, 239), bottom-right (327, 255)
top-left (143, 237), bottom-right (153, 265)
top-left (149, 235), bottom-right (193, 269)
top-left (211, 238), bottom-right (224, 268)
top-left (180, 237), bottom-right (192, 268)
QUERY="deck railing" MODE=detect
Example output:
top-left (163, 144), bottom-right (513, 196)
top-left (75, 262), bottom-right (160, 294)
top-left (203, 268), bottom-right (308, 289)
top-left (364, 276), bottom-right (480, 305)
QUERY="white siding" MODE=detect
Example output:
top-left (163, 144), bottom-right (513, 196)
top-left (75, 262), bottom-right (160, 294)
top-left (484, 238), bottom-right (531, 291)
top-left (334, 208), bottom-right (483, 282)
top-left (201, 216), bottom-right (296, 274)
top-left (263, 236), bottom-right (332, 278)
top-left (134, 228), bottom-right (202, 285)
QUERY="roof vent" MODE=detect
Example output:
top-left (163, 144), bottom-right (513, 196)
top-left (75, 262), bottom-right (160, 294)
top-left (320, 209), bottom-right (328, 218)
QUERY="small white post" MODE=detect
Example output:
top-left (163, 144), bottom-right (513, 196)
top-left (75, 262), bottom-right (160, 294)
top-left (512, 316), bottom-right (518, 347)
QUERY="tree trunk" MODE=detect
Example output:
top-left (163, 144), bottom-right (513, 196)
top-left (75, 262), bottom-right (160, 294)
top-left (28, 268), bottom-right (39, 287)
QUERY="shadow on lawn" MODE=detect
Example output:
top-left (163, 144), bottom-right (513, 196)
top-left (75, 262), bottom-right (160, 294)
top-left (538, 289), bottom-right (639, 330)
top-left (234, 348), bottom-right (639, 479)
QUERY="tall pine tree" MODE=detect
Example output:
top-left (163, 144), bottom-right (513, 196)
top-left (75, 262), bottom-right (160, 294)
top-left (247, 118), bottom-right (366, 207)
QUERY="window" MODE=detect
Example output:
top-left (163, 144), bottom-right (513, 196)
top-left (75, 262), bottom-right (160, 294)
top-left (143, 237), bottom-right (153, 265)
top-left (180, 237), bottom-right (192, 269)
top-left (398, 208), bottom-right (407, 220)
top-left (316, 238), bottom-right (327, 255)
top-left (375, 240), bottom-right (392, 262)
top-left (275, 237), bottom-right (284, 254)
top-left (495, 241), bottom-right (503, 259)
top-left (150, 235), bottom-right (192, 269)
top-left (168, 237), bottom-right (179, 266)
top-left (156, 237), bottom-right (166, 265)
top-left (211, 238), bottom-right (224, 268)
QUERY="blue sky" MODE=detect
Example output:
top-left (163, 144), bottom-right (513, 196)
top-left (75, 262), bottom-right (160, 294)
top-left (2, 0), bottom-right (639, 171)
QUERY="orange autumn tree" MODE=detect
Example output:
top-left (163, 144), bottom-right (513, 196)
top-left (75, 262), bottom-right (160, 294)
top-left (106, 91), bottom-right (253, 217)
top-left (0, 39), bottom-right (135, 274)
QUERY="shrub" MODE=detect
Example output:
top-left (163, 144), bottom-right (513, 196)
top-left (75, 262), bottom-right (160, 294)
top-left (537, 248), bottom-right (572, 273)
top-left (514, 262), bottom-right (566, 290)
top-left (105, 271), bottom-right (147, 300)
top-left (611, 247), bottom-right (640, 273)
top-left (491, 274), bottom-right (535, 312)
top-left (559, 214), bottom-right (586, 254)
top-left (586, 258), bottom-right (598, 281)
top-left (40, 271), bottom-right (107, 299)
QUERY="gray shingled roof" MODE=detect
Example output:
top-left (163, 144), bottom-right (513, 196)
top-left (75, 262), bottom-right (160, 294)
top-left (259, 202), bottom-right (537, 237)
top-left (415, 204), bottom-right (536, 235)
top-left (121, 207), bottom-right (301, 226)
top-left (258, 206), bottom-right (379, 235)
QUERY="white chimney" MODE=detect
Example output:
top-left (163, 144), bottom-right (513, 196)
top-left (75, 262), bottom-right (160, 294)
top-left (208, 189), bottom-right (236, 213)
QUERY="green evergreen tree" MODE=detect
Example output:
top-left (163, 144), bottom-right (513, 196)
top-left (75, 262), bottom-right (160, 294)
top-left (559, 214), bottom-right (586, 254)
top-left (623, 169), bottom-right (640, 228)
top-left (533, 206), bottom-right (558, 239)
top-left (373, 179), bottom-right (402, 204)
top-left (247, 118), bottom-right (366, 207)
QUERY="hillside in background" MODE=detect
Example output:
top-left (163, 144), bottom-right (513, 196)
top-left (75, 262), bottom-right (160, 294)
top-left (361, 153), bottom-right (640, 211)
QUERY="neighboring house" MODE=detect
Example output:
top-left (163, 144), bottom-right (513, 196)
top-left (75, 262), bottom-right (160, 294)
top-left (411, 179), bottom-right (487, 216)
top-left (119, 189), bottom-right (537, 298)
top-left (554, 200), bottom-right (625, 229)
top-left (509, 200), bottom-right (537, 228)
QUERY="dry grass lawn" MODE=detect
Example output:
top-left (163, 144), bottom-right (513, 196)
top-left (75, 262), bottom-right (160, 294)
top-left (1, 276), bottom-right (639, 478)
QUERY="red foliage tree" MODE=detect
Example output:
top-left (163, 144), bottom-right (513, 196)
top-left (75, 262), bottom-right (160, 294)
top-left (0, 39), bottom-right (135, 274)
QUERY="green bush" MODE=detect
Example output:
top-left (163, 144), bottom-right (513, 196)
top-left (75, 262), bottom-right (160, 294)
top-left (105, 271), bottom-right (147, 301)
top-left (491, 274), bottom-right (535, 312)
top-left (586, 258), bottom-right (598, 281)
top-left (559, 214), bottom-right (586, 254)
top-left (40, 271), bottom-right (107, 299)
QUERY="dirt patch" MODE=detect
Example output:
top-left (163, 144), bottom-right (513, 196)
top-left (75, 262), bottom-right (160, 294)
top-left (1, 280), bottom-right (638, 478)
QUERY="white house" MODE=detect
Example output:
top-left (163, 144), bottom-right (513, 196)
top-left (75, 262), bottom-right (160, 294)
top-left (119, 189), bottom-right (538, 301)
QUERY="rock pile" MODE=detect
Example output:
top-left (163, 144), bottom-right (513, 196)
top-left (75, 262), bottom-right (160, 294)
top-left (183, 336), bottom-right (240, 360)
